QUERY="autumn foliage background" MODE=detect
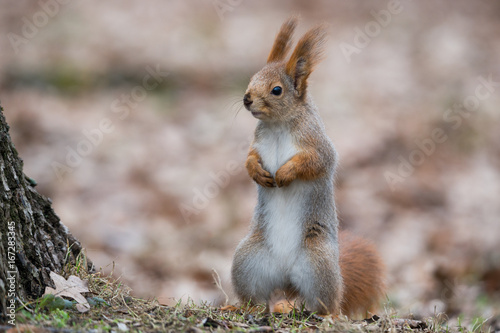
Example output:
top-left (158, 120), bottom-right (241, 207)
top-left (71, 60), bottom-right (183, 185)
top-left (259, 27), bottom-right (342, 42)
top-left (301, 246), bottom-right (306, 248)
top-left (1, 0), bottom-right (500, 320)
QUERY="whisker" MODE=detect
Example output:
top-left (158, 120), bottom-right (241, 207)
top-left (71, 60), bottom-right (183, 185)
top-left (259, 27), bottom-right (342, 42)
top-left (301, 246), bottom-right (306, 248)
top-left (222, 95), bottom-right (244, 115)
top-left (231, 103), bottom-right (245, 127)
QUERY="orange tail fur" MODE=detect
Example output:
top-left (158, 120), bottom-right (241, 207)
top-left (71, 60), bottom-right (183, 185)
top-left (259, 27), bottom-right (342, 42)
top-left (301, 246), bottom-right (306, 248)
top-left (339, 231), bottom-right (386, 318)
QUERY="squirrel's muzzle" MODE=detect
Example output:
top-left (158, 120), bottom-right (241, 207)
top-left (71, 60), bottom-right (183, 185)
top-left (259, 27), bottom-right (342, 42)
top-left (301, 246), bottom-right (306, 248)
top-left (243, 93), bottom-right (253, 107)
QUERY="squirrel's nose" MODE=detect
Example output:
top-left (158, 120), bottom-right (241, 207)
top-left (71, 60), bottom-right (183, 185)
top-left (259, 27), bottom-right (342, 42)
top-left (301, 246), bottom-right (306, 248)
top-left (243, 93), bottom-right (253, 106)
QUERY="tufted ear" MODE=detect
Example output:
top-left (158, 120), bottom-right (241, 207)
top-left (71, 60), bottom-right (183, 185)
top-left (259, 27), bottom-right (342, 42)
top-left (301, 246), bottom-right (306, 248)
top-left (267, 16), bottom-right (298, 63)
top-left (285, 24), bottom-right (327, 98)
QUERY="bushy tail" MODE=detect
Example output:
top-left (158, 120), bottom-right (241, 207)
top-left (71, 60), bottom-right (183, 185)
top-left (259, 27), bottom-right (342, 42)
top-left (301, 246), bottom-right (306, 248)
top-left (339, 231), bottom-right (386, 318)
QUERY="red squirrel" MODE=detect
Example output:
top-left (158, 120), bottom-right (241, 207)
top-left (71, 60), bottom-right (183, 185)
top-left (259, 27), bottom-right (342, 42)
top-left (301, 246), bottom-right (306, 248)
top-left (231, 17), bottom-right (386, 317)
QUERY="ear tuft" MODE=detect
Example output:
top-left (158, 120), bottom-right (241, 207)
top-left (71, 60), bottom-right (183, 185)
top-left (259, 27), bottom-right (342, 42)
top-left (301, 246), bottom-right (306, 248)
top-left (267, 16), bottom-right (299, 63)
top-left (286, 24), bottom-right (328, 97)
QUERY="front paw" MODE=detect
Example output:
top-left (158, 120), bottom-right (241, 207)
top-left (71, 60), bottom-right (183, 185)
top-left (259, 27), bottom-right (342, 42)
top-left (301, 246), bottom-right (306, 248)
top-left (246, 151), bottom-right (275, 188)
top-left (253, 167), bottom-right (276, 188)
top-left (275, 162), bottom-right (296, 187)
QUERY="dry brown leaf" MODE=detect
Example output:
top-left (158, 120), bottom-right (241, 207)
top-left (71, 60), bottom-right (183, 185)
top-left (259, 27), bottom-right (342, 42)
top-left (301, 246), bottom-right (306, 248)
top-left (44, 271), bottom-right (90, 312)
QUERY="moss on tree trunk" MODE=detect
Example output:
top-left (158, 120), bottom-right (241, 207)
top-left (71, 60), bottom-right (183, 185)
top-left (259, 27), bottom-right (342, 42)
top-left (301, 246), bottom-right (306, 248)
top-left (0, 104), bottom-right (87, 321)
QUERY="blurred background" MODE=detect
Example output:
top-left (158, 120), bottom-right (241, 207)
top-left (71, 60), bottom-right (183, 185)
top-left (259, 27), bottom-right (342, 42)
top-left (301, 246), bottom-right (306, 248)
top-left (1, 0), bottom-right (499, 323)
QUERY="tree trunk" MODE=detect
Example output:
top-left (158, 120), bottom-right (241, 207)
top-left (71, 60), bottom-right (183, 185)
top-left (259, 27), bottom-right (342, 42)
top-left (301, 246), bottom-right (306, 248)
top-left (0, 104), bottom-right (87, 322)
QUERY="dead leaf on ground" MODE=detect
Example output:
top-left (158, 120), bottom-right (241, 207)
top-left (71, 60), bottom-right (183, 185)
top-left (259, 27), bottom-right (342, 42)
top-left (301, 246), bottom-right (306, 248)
top-left (44, 271), bottom-right (90, 312)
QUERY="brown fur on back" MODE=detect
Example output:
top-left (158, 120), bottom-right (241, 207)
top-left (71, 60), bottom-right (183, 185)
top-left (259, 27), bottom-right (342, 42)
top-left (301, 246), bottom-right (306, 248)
top-left (339, 231), bottom-right (386, 317)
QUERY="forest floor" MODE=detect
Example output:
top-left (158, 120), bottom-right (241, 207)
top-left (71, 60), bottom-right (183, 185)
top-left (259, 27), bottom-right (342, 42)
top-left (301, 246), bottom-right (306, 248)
top-left (8, 302), bottom-right (453, 333)
top-left (5, 259), bottom-right (495, 333)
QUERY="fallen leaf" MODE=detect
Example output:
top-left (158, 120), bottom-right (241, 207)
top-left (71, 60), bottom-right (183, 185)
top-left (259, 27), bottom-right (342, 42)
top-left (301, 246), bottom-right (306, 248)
top-left (76, 303), bottom-right (90, 312)
top-left (44, 271), bottom-right (90, 312)
top-left (116, 322), bottom-right (129, 332)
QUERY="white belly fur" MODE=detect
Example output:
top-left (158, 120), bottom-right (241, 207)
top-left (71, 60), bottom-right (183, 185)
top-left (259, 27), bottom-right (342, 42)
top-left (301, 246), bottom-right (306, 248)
top-left (260, 182), bottom-right (309, 266)
top-left (254, 125), bottom-right (311, 269)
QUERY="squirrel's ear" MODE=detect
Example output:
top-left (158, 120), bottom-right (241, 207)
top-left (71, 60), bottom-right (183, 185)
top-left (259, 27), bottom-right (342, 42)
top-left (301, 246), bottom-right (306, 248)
top-left (267, 16), bottom-right (298, 63)
top-left (285, 24), bottom-right (327, 98)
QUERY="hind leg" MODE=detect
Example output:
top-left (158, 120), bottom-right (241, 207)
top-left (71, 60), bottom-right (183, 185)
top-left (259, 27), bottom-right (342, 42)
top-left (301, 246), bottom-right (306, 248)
top-left (231, 231), bottom-right (279, 308)
top-left (290, 240), bottom-right (343, 315)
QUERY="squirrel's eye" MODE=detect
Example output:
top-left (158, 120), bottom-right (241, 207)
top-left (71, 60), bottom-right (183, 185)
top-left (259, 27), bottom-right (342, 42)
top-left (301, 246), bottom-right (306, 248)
top-left (271, 86), bottom-right (282, 96)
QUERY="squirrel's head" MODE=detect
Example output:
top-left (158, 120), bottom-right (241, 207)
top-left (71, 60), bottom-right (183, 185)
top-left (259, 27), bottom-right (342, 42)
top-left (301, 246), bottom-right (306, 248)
top-left (243, 17), bottom-right (327, 122)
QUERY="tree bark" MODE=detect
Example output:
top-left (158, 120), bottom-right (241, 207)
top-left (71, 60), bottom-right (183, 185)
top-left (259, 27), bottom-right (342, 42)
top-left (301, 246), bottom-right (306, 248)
top-left (0, 104), bottom-right (87, 322)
